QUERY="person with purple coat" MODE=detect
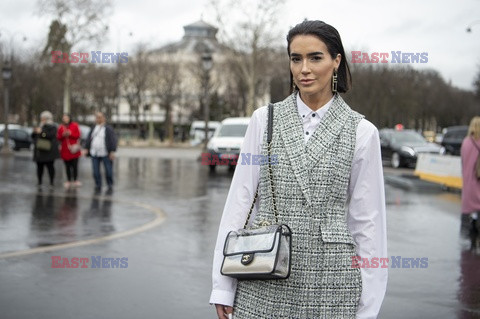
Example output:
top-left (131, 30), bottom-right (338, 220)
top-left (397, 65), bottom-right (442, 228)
top-left (460, 116), bottom-right (480, 248)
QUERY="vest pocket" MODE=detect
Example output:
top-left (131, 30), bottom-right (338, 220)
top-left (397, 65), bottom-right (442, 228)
top-left (320, 226), bottom-right (357, 246)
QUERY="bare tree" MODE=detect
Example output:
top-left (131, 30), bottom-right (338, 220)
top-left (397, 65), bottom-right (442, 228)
top-left (151, 59), bottom-right (182, 145)
top-left (121, 44), bottom-right (152, 131)
top-left (38, 0), bottom-right (112, 114)
top-left (474, 65), bottom-right (480, 99)
top-left (72, 64), bottom-right (117, 119)
top-left (210, 0), bottom-right (285, 115)
top-left (343, 62), bottom-right (478, 131)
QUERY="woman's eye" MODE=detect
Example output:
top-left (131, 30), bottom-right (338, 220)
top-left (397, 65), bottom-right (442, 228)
top-left (311, 56), bottom-right (322, 61)
top-left (291, 57), bottom-right (301, 63)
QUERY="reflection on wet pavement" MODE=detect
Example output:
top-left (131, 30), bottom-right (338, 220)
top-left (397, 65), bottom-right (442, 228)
top-left (0, 150), bottom-right (479, 318)
top-left (381, 177), bottom-right (480, 318)
top-left (458, 249), bottom-right (480, 318)
top-left (0, 190), bottom-right (155, 255)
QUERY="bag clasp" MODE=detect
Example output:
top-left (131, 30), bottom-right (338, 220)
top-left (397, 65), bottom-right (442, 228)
top-left (241, 253), bottom-right (254, 265)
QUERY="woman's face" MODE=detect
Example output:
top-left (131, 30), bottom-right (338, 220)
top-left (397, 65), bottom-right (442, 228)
top-left (289, 35), bottom-right (340, 99)
top-left (62, 115), bottom-right (70, 124)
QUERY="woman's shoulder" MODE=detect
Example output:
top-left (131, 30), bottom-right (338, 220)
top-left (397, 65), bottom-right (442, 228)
top-left (357, 118), bottom-right (377, 133)
top-left (252, 105), bottom-right (268, 118)
top-left (356, 118), bottom-right (379, 145)
top-left (44, 123), bottom-right (57, 131)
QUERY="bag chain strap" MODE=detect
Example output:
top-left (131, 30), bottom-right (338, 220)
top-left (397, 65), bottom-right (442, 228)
top-left (243, 103), bottom-right (278, 229)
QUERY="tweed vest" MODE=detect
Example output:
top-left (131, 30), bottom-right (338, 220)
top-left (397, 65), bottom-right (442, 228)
top-left (234, 93), bottom-right (364, 319)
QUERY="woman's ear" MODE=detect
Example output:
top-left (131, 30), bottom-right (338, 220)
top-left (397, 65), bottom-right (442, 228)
top-left (334, 53), bottom-right (341, 69)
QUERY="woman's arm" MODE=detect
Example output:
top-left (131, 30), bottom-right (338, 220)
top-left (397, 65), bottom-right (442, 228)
top-left (347, 119), bottom-right (388, 319)
top-left (57, 125), bottom-right (64, 141)
top-left (42, 125), bottom-right (57, 140)
top-left (210, 106), bottom-right (267, 308)
top-left (70, 123), bottom-right (81, 140)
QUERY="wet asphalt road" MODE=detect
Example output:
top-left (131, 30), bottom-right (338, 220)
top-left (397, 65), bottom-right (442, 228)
top-left (0, 148), bottom-right (479, 319)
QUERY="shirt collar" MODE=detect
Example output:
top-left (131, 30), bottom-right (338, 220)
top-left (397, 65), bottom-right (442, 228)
top-left (296, 92), bottom-right (334, 122)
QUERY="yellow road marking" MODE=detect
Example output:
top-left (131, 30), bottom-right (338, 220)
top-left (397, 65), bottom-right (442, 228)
top-left (414, 172), bottom-right (463, 189)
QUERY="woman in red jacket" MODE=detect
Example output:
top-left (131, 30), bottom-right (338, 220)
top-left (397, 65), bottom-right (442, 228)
top-left (57, 114), bottom-right (82, 188)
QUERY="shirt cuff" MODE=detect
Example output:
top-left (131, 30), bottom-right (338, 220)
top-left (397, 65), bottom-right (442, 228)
top-left (209, 289), bottom-right (236, 307)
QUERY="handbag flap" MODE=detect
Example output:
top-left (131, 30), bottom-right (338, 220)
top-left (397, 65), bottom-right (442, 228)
top-left (223, 225), bottom-right (282, 256)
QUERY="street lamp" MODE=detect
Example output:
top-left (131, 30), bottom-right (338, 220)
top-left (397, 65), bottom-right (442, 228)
top-left (202, 51), bottom-right (213, 151)
top-left (0, 29), bottom-right (26, 155)
top-left (1, 61), bottom-right (12, 155)
top-left (106, 25), bottom-right (133, 123)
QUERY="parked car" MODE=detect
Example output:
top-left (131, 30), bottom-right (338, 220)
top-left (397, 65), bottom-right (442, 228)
top-left (422, 130), bottom-right (436, 143)
top-left (189, 121), bottom-right (221, 146)
top-left (0, 125), bottom-right (33, 151)
top-left (441, 125), bottom-right (468, 156)
top-left (0, 137), bottom-right (15, 150)
top-left (206, 117), bottom-right (250, 171)
top-left (379, 128), bottom-right (444, 168)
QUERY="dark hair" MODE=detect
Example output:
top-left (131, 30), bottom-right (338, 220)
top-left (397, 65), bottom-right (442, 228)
top-left (287, 20), bottom-right (352, 93)
top-left (63, 113), bottom-right (72, 124)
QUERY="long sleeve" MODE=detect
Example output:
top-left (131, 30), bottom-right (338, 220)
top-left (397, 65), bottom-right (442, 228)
top-left (347, 119), bottom-right (388, 319)
top-left (70, 123), bottom-right (81, 140)
top-left (57, 125), bottom-right (64, 141)
top-left (209, 106), bottom-right (267, 306)
top-left (43, 125), bottom-right (57, 140)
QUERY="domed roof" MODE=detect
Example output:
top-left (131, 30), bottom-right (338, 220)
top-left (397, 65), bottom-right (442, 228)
top-left (152, 19), bottom-right (227, 55)
top-left (183, 19), bottom-right (218, 39)
top-left (184, 20), bottom-right (218, 31)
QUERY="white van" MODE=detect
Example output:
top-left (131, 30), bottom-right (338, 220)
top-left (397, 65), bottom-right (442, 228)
top-left (189, 121), bottom-right (221, 146)
top-left (205, 117), bottom-right (251, 171)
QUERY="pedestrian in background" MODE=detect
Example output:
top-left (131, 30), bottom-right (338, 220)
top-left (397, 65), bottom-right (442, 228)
top-left (211, 20), bottom-right (387, 319)
top-left (460, 116), bottom-right (480, 248)
top-left (84, 112), bottom-right (118, 193)
top-left (31, 111), bottom-right (60, 188)
top-left (57, 113), bottom-right (82, 189)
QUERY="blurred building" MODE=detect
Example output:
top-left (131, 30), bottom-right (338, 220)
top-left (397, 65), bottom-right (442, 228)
top-left (112, 20), bottom-right (229, 129)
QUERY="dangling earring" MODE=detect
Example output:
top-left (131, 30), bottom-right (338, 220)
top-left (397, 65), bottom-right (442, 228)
top-left (331, 69), bottom-right (338, 93)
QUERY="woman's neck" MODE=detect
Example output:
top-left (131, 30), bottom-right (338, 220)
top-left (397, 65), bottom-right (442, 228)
top-left (300, 91), bottom-right (334, 111)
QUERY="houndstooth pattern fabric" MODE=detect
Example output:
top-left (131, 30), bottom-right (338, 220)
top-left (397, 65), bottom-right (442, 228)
top-left (234, 93), bottom-right (364, 319)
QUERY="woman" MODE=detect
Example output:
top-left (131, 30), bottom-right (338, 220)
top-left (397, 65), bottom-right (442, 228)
top-left (32, 111), bottom-right (60, 188)
top-left (460, 116), bottom-right (480, 247)
top-left (57, 113), bottom-right (82, 188)
top-left (211, 20), bottom-right (387, 318)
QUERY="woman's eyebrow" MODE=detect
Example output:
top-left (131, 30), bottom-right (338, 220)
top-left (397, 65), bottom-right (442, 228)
top-left (290, 52), bottom-right (325, 57)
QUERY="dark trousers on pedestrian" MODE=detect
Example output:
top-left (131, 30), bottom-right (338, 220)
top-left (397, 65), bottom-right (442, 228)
top-left (64, 158), bottom-right (78, 181)
top-left (91, 156), bottom-right (113, 189)
top-left (37, 161), bottom-right (55, 186)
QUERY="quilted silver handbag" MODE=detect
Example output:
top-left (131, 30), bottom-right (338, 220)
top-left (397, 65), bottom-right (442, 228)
top-left (220, 103), bottom-right (292, 280)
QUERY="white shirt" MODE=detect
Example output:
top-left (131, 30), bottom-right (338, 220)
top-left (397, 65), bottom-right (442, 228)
top-left (90, 125), bottom-right (108, 157)
top-left (210, 93), bottom-right (388, 319)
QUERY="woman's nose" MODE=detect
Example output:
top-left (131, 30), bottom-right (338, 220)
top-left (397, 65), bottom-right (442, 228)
top-left (301, 60), bottom-right (310, 73)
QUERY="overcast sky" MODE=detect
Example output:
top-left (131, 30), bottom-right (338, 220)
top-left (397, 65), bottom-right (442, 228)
top-left (1, 0), bottom-right (480, 91)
